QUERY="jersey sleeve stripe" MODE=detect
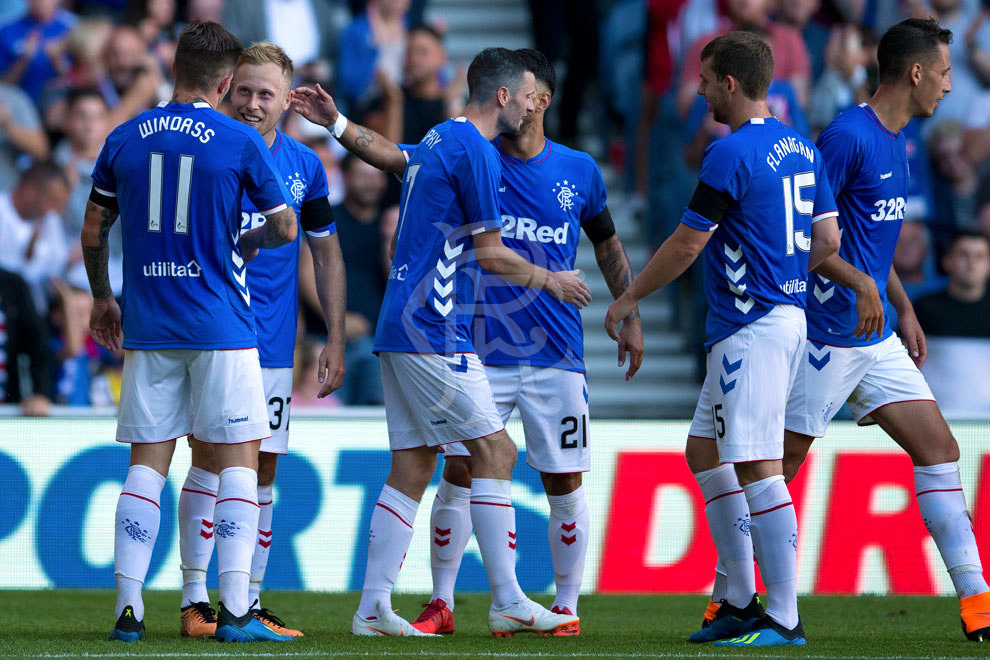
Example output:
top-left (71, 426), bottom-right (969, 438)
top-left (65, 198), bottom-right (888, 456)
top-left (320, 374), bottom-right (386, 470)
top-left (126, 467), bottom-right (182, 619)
top-left (259, 202), bottom-right (288, 215)
top-left (304, 225), bottom-right (336, 237)
top-left (94, 186), bottom-right (116, 197)
top-left (812, 210), bottom-right (839, 223)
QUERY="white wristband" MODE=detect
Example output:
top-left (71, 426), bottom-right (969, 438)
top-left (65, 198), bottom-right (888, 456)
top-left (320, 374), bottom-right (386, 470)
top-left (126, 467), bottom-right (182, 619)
top-left (330, 113), bottom-right (348, 139)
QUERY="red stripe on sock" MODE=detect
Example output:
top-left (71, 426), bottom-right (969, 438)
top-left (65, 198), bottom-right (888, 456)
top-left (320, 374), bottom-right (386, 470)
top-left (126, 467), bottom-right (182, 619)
top-left (216, 497), bottom-right (259, 508)
top-left (705, 489), bottom-right (744, 505)
top-left (750, 502), bottom-right (793, 516)
top-left (471, 501), bottom-right (512, 507)
top-left (121, 492), bottom-right (160, 509)
top-left (181, 487), bottom-right (217, 498)
top-left (917, 488), bottom-right (963, 496)
top-left (258, 500), bottom-right (273, 506)
top-left (376, 502), bottom-right (412, 528)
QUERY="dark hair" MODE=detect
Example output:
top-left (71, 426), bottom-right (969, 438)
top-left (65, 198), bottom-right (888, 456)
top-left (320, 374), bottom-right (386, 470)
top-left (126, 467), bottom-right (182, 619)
top-left (947, 229), bottom-right (990, 251)
top-left (65, 86), bottom-right (108, 111)
top-left (409, 24), bottom-right (443, 44)
top-left (174, 21), bottom-right (242, 93)
top-left (515, 48), bottom-right (556, 96)
top-left (877, 18), bottom-right (952, 83)
top-left (699, 31), bottom-right (774, 101)
top-left (18, 160), bottom-right (69, 189)
top-left (466, 47), bottom-right (532, 104)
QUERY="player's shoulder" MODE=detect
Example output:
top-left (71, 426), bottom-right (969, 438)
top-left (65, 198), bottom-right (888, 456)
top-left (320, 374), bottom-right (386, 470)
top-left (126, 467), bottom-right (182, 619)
top-left (820, 104), bottom-right (872, 143)
top-left (546, 140), bottom-right (600, 170)
top-left (447, 117), bottom-right (494, 150)
top-left (274, 132), bottom-right (321, 165)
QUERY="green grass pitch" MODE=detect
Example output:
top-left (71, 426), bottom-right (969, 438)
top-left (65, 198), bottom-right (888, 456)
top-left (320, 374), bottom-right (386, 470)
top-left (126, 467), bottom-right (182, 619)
top-left (0, 590), bottom-right (981, 658)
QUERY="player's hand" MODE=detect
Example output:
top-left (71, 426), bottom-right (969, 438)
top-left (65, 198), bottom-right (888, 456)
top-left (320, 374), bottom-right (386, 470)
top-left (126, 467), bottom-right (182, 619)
top-left (617, 315), bottom-right (644, 381)
top-left (605, 292), bottom-right (637, 341)
top-left (853, 276), bottom-right (884, 340)
top-left (898, 309), bottom-right (928, 369)
top-left (89, 296), bottom-right (122, 351)
top-left (291, 83), bottom-right (339, 128)
top-left (20, 394), bottom-right (50, 417)
top-left (547, 270), bottom-right (591, 308)
top-left (317, 338), bottom-right (346, 397)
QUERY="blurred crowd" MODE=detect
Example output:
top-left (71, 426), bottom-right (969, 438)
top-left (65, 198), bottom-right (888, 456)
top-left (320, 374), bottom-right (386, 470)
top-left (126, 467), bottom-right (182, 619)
top-left (639, 0), bottom-right (990, 416)
top-left (1, 0), bottom-right (988, 417)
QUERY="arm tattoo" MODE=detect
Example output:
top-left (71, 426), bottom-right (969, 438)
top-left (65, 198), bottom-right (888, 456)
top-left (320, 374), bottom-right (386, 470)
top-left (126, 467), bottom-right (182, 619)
top-left (354, 125), bottom-right (374, 151)
top-left (82, 202), bottom-right (119, 299)
top-left (596, 239), bottom-right (639, 321)
top-left (263, 208), bottom-right (295, 247)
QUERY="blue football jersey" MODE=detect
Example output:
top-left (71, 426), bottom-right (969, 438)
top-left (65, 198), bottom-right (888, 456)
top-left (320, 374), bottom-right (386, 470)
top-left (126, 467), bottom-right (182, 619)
top-left (240, 131), bottom-right (334, 367)
top-left (681, 117), bottom-right (838, 349)
top-left (374, 117), bottom-right (504, 354)
top-left (474, 138), bottom-right (606, 372)
top-left (91, 101), bottom-right (293, 350)
top-left (807, 104), bottom-right (907, 347)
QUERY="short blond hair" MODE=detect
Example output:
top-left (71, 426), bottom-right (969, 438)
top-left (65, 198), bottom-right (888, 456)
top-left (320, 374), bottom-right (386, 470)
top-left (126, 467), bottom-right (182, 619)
top-left (237, 41), bottom-right (294, 86)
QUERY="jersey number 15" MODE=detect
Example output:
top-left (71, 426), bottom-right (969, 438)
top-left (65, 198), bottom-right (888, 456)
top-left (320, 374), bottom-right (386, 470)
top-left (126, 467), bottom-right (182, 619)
top-left (782, 172), bottom-right (813, 256)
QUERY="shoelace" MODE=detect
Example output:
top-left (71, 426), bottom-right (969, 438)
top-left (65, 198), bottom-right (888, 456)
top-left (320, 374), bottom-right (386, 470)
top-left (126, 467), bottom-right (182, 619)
top-left (254, 608), bottom-right (287, 628)
top-left (418, 601), bottom-right (446, 621)
top-left (186, 602), bottom-right (217, 623)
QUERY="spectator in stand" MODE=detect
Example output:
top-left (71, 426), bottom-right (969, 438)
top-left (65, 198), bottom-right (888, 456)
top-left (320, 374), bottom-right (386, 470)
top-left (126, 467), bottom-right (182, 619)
top-left (0, 0), bottom-right (77, 105)
top-left (0, 161), bottom-right (70, 311)
top-left (186, 0), bottom-right (224, 23)
top-left (38, 19), bottom-right (112, 132)
top-left (929, 120), bottom-right (980, 252)
top-left (123, 0), bottom-right (182, 74)
top-left (775, 0), bottom-right (828, 80)
top-left (99, 25), bottom-right (164, 119)
top-left (337, 0), bottom-right (410, 113)
top-left (54, 88), bottom-right (122, 296)
top-left (399, 25), bottom-right (463, 144)
top-left (49, 280), bottom-right (121, 406)
top-left (676, 0), bottom-right (811, 118)
top-left (809, 24), bottom-right (870, 132)
top-left (0, 266), bottom-right (51, 415)
top-left (914, 230), bottom-right (990, 418)
top-left (893, 220), bottom-right (948, 302)
top-left (328, 154), bottom-right (388, 405)
top-left (0, 81), bottom-right (50, 192)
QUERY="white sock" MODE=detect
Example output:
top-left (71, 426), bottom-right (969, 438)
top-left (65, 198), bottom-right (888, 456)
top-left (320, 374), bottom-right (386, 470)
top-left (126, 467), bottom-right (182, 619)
top-left (357, 485), bottom-right (419, 619)
top-left (471, 478), bottom-right (525, 609)
top-left (916, 462), bottom-right (989, 599)
top-left (711, 559), bottom-right (728, 602)
top-left (114, 464), bottom-right (166, 620)
top-left (215, 466), bottom-right (259, 617)
top-left (430, 478), bottom-right (472, 610)
top-left (547, 485), bottom-right (589, 615)
top-left (743, 475), bottom-right (799, 630)
top-left (249, 483), bottom-right (275, 610)
top-left (178, 466), bottom-right (218, 608)
top-left (696, 464), bottom-right (754, 608)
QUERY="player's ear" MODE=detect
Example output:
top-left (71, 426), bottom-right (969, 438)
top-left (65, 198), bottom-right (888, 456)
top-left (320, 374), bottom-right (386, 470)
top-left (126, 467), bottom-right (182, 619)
top-left (283, 88), bottom-right (294, 112)
top-left (536, 90), bottom-right (551, 113)
top-left (497, 86), bottom-right (510, 108)
top-left (910, 62), bottom-right (923, 86)
top-left (217, 73), bottom-right (233, 99)
top-left (724, 74), bottom-right (737, 95)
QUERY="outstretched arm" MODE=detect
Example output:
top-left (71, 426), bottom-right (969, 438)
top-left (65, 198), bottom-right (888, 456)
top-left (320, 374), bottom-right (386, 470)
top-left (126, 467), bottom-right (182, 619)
top-left (292, 84), bottom-right (407, 176)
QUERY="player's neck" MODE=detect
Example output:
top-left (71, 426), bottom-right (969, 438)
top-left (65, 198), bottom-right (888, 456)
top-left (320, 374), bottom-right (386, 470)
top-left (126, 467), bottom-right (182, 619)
top-left (727, 100), bottom-right (771, 132)
top-left (171, 89), bottom-right (216, 108)
top-left (262, 128), bottom-right (278, 148)
top-left (461, 105), bottom-right (499, 141)
top-left (500, 124), bottom-right (546, 160)
top-left (867, 89), bottom-right (912, 134)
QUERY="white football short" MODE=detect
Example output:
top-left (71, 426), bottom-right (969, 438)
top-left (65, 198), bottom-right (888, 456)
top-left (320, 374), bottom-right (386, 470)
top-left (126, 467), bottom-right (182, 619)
top-left (261, 366), bottom-right (293, 455)
top-left (380, 351), bottom-right (503, 450)
top-left (688, 305), bottom-right (806, 463)
top-left (116, 348), bottom-right (269, 445)
top-left (443, 365), bottom-right (591, 473)
top-left (785, 333), bottom-right (935, 438)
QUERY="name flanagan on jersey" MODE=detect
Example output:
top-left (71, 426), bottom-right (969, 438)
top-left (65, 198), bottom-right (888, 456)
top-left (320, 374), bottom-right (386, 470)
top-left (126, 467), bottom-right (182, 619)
top-left (765, 135), bottom-right (814, 172)
top-left (138, 115), bottom-right (215, 143)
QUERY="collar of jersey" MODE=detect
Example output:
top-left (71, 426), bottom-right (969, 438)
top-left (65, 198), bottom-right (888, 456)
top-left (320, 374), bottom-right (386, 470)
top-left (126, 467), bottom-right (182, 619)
top-left (858, 103), bottom-right (899, 139)
top-left (495, 135), bottom-right (552, 165)
top-left (745, 116), bottom-right (776, 126)
top-left (156, 101), bottom-right (212, 110)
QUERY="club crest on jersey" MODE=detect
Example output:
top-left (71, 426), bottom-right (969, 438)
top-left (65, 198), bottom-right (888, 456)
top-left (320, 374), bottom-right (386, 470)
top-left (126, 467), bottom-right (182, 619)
top-left (285, 172), bottom-right (308, 205)
top-left (553, 180), bottom-right (578, 212)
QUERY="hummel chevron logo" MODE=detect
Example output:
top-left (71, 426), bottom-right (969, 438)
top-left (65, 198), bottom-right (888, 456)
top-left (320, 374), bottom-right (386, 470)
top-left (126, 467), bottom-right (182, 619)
top-left (443, 240), bottom-right (464, 260)
top-left (231, 251), bottom-right (244, 268)
top-left (722, 354), bottom-right (742, 374)
top-left (434, 279), bottom-right (453, 297)
top-left (729, 282), bottom-right (747, 296)
top-left (719, 375), bottom-right (736, 394)
top-left (880, 171), bottom-right (892, 180)
top-left (735, 297), bottom-right (755, 313)
top-left (233, 269), bottom-right (247, 287)
top-left (447, 354), bottom-right (468, 373)
top-left (436, 258), bottom-right (456, 279)
top-left (433, 297), bottom-right (453, 316)
top-left (813, 284), bottom-right (834, 304)
top-left (434, 526), bottom-right (452, 547)
top-left (808, 342), bottom-right (830, 371)
top-left (725, 263), bottom-right (746, 282)
top-left (724, 244), bottom-right (744, 262)
top-left (561, 522), bottom-right (577, 532)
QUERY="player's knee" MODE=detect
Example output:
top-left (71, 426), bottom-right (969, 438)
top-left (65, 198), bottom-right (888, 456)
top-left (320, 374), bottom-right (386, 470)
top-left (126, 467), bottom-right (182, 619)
top-left (257, 452), bottom-right (278, 486)
top-left (684, 436), bottom-right (719, 474)
top-left (542, 471), bottom-right (581, 495)
top-left (467, 432), bottom-right (517, 475)
top-left (442, 456), bottom-right (473, 488)
top-left (189, 436), bottom-right (218, 473)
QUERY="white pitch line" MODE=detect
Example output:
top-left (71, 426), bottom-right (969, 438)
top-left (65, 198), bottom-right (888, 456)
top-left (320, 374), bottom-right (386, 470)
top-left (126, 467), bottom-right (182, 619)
top-left (6, 652), bottom-right (978, 660)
